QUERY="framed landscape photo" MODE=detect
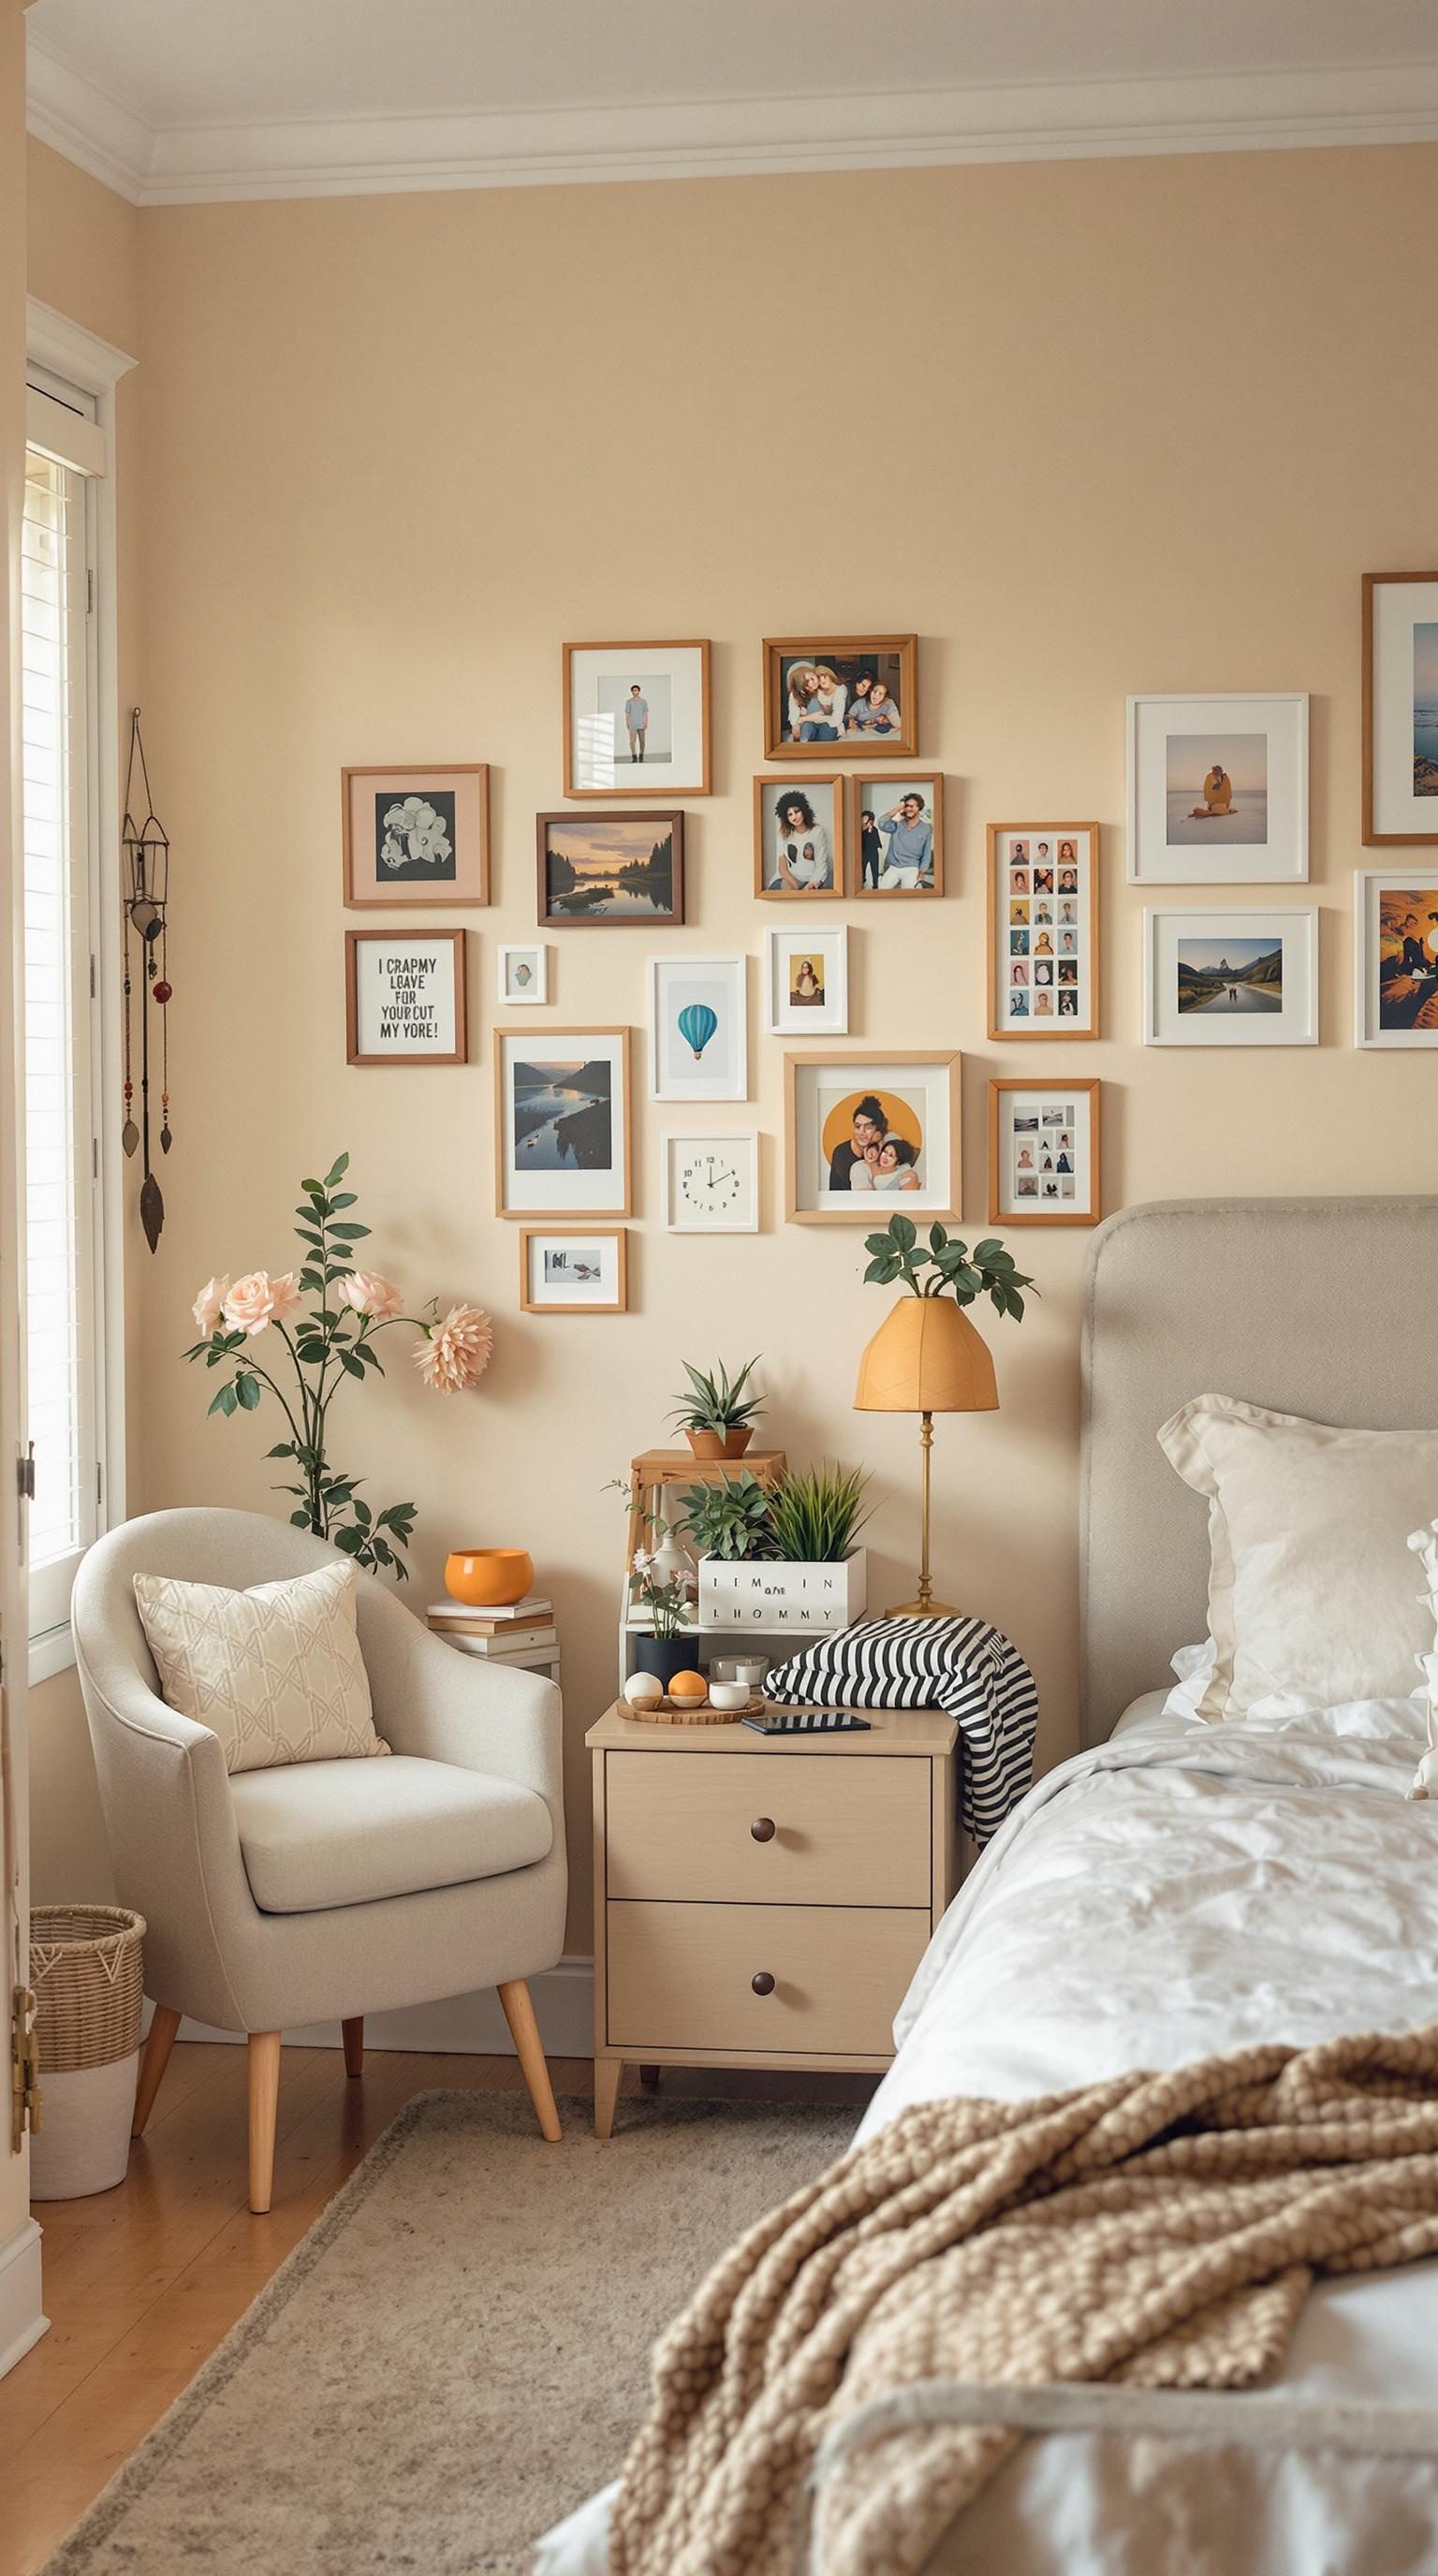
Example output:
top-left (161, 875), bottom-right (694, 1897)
top-left (762, 636), bottom-right (917, 761)
top-left (342, 765), bottom-right (490, 908)
top-left (1142, 908), bottom-right (1318, 1046)
top-left (1354, 871), bottom-right (1438, 1046)
top-left (345, 929), bottom-right (467, 1065)
top-left (1126, 694), bottom-right (1308, 884)
top-left (785, 1051), bottom-right (960, 1225)
top-left (519, 1227), bottom-right (628, 1313)
top-left (851, 776), bottom-right (944, 896)
top-left (754, 776), bottom-right (844, 897)
top-left (648, 955), bottom-right (747, 1102)
top-left (493, 1026), bottom-right (632, 1218)
top-left (764, 925), bottom-right (848, 1035)
top-left (988, 823), bottom-right (1099, 1038)
top-left (498, 943), bottom-right (548, 1006)
top-left (1362, 574), bottom-right (1438, 843)
top-left (989, 1078), bottom-right (1101, 1227)
top-left (536, 810), bottom-right (683, 926)
top-left (663, 1133), bottom-right (759, 1235)
top-left (563, 641), bottom-right (711, 798)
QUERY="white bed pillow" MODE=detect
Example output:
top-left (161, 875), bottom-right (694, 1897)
top-left (1157, 1396), bottom-right (1438, 1722)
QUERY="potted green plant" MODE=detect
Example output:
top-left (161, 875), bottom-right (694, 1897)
top-left (668, 1356), bottom-right (765, 1459)
top-left (618, 1499), bottom-right (698, 1688)
top-left (698, 1463), bottom-right (871, 1634)
top-left (678, 1471), bottom-right (776, 1562)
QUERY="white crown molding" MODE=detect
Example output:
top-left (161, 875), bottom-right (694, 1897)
top-left (25, 38), bottom-right (1438, 210)
top-left (27, 296), bottom-right (137, 389)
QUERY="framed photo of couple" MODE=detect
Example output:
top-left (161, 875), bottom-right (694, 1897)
top-left (989, 1079), bottom-right (1101, 1227)
top-left (784, 1051), bottom-right (960, 1225)
top-left (762, 636), bottom-right (918, 761)
top-left (853, 777), bottom-right (944, 897)
top-left (988, 824), bottom-right (1099, 1037)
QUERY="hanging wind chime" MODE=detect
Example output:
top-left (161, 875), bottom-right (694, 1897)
top-left (121, 708), bottom-right (173, 1252)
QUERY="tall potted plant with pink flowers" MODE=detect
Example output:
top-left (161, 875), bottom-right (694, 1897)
top-left (184, 1152), bottom-right (492, 1580)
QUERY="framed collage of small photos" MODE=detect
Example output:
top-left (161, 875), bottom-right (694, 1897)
top-left (990, 1079), bottom-right (1101, 1227)
top-left (988, 825), bottom-right (1099, 1038)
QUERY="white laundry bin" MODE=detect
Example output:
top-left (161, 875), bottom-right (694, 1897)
top-left (29, 1904), bottom-right (146, 2199)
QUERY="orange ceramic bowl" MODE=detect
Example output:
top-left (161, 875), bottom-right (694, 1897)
top-left (444, 1547), bottom-right (534, 1610)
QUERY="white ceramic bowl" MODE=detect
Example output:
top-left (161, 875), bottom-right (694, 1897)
top-left (708, 1680), bottom-right (751, 1714)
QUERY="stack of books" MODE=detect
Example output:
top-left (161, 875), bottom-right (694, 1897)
top-left (426, 1595), bottom-right (557, 1663)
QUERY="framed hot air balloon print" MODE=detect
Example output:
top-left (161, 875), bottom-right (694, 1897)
top-left (648, 956), bottom-right (748, 1102)
top-left (536, 810), bottom-right (685, 926)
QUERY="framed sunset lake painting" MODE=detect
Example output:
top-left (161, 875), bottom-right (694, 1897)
top-left (536, 811), bottom-right (684, 925)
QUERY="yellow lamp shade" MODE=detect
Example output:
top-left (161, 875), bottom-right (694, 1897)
top-left (854, 1297), bottom-right (998, 1414)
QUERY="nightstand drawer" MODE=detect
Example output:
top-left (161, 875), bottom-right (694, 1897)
top-left (604, 1750), bottom-right (932, 1908)
top-left (606, 1900), bottom-right (927, 2057)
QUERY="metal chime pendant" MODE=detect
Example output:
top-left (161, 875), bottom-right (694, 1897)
top-left (122, 1120), bottom-right (139, 1158)
top-left (139, 1172), bottom-right (165, 1254)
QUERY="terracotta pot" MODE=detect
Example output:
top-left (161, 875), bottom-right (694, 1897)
top-left (444, 1546), bottom-right (534, 1609)
top-left (684, 1427), bottom-right (754, 1458)
top-left (853, 1297), bottom-right (999, 1412)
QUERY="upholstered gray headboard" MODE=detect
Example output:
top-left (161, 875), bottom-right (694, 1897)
top-left (1079, 1197), bottom-right (1438, 1747)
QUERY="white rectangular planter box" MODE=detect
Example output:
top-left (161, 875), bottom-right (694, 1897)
top-left (697, 1552), bottom-right (867, 1633)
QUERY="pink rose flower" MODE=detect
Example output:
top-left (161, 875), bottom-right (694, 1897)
top-left (192, 1275), bottom-right (230, 1337)
top-left (336, 1270), bottom-right (404, 1325)
top-left (222, 1271), bottom-right (303, 1339)
top-left (415, 1303), bottom-right (493, 1393)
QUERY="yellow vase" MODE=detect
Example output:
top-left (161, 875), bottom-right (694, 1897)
top-left (444, 1547), bottom-right (535, 1609)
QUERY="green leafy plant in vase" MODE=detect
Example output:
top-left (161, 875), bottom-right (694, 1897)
top-left (668, 1356), bottom-right (765, 1459)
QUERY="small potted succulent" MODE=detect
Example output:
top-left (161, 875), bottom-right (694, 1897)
top-left (697, 1463), bottom-right (871, 1634)
top-left (669, 1357), bottom-right (765, 1459)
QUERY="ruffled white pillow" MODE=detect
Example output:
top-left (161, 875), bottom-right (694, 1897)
top-left (1406, 1522), bottom-right (1438, 1800)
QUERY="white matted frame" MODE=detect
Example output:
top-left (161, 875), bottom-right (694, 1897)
top-left (1142, 907), bottom-right (1318, 1046)
top-left (498, 944), bottom-right (548, 1005)
top-left (764, 925), bottom-right (849, 1035)
top-left (989, 1078), bottom-right (1101, 1227)
top-left (785, 1051), bottom-right (960, 1225)
top-left (647, 955), bottom-right (748, 1102)
top-left (663, 1134), bottom-right (759, 1234)
top-left (1354, 870), bottom-right (1438, 1046)
top-left (1363, 574), bottom-right (1438, 844)
top-left (989, 823), bottom-right (1099, 1038)
top-left (519, 1226), bottom-right (628, 1312)
top-left (494, 1025), bottom-right (633, 1219)
top-left (564, 640), bottom-right (711, 798)
top-left (1127, 693), bottom-right (1309, 884)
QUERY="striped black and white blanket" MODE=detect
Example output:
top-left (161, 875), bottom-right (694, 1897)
top-left (762, 1615), bottom-right (1038, 1844)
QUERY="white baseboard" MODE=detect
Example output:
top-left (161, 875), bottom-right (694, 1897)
top-left (0, 2217), bottom-right (49, 2382)
top-left (154, 1954), bottom-right (596, 2062)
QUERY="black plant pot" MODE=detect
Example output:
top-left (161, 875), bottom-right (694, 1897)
top-left (633, 1634), bottom-right (697, 1690)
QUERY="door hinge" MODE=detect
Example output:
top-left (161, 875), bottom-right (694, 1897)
top-left (89, 952), bottom-right (96, 1000)
top-left (17, 1442), bottom-right (35, 1503)
top-left (86, 567), bottom-right (95, 616)
top-left (11, 1985), bottom-right (41, 2152)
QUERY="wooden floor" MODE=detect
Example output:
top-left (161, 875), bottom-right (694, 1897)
top-left (0, 2042), bottom-right (873, 2576)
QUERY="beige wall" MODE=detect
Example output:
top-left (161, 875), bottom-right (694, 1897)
top-left (24, 141), bottom-right (1438, 1953)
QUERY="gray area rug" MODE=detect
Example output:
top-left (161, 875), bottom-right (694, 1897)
top-left (42, 2088), bottom-right (856, 2574)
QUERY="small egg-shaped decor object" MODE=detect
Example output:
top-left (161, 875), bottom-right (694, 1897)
top-left (668, 1670), bottom-right (709, 1705)
top-left (624, 1672), bottom-right (664, 1709)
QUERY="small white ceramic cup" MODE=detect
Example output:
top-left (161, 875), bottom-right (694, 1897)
top-left (730, 1657), bottom-right (769, 1688)
top-left (709, 1680), bottom-right (752, 1713)
top-left (710, 1657), bottom-right (739, 1685)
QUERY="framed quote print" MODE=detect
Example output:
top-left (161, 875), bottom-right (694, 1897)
top-left (1354, 870), bottom-right (1438, 1046)
top-left (1126, 693), bottom-right (1308, 884)
top-left (345, 930), bottom-right (467, 1065)
top-left (990, 1078), bottom-right (1101, 1227)
top-left (493, 1026), bottom-right (632, 1219)
top-left (1363, 574), bottom-right (1438, 843)
top-left (342, 766), bottom-right (490, 907)
top-left (784, 1051), bottom-right (960, 1225)
top-left (1142, 908), bottom-right (1318, 1046)
top-left (519, 1227), bottom-right (628, 1313)
top-left (563, 641), bottom-right (711, 798)
top-left (989, 824), bottom-right (1099, 1037)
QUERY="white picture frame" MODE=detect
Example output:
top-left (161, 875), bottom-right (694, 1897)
top-left (1126, 693), bottom-right (1309, 885)
top-left (647, 956), bottom-right (748, 1102)
top-left (1363, 574), bottom-right (1438, 844)
top-left (663, 1133), bottom-right (760, 1234)
top-left (764, 925), bottom-right (849, 1035)
top-left (1354, 870), bottom-right (1438, 1046)
top-left (498, 944), bottom-right (549, 1006)
top-left (493, 1025), bottom-right (632, 1218)
top-left (1142, 908), bottom-right (1318, 1046)
top-left (564, 640), bottom-right (711, 798)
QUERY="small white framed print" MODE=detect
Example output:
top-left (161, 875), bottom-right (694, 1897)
top-left (989, 824), bottom-right (1099, 1037)
top-left (648, 956), bottom-right (748, 1102)
top-left (564, 640), bottom-right (711, 798)
top-left (1354, 871), bottom-right (1438, 1046)
top-left (1126, 694), bottom-right (1309, 885)
top-left (498, 944), bottom-right (548, 1006)
top-left (1142, 908), bottom-right (1318, 1046)
top-left (990, 1079), bottom-right (1100, 1226)
top-left (764, 926), bottom-right (849, 1035)
top-left (663, 1133), bottom-right (759, 1234)
top-left (520, 1226), bottom-right (627, 1313)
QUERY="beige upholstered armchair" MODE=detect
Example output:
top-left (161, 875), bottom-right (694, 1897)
top-left (72, 1509), bottom-right (567, 2212)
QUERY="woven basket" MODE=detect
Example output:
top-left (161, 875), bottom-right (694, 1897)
top-left (30, 1904), bottom-right (146, 2074)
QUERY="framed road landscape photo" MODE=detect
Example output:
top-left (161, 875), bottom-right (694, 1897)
top-left (519, 1227), bottom-right (628, 1313)
top-left (990, 1078), bottom-right (1101, 1227)
top-left (1126, 694), bottom-right (1308, 884)
top-left (1142, 908), bottom-right (1318, 1046)
top-left (784, 1050), bottom-right (960, 1225)
top-left (342, 765), bottom-right (490, 907)
top-left (1354, 871), bottom-right (1438, 1046)
top-left (563, 640), bottom-right (711, 798)
top-left (1362, 573), bottom-right (1438, 843)
top-left (345, 929), bottom-right (467, 1065)
top-left (762, 636), bottom-right (917, 761)
top-left (536, 810), bottom-right (684, 925)
top-left (988, 823), bottom-right (1099, 1037)
top-left (494, 1026), bottom-right (632, 1218)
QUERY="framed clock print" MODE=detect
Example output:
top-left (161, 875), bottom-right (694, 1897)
top-left (663, 1133), bottom-right (759, 1234)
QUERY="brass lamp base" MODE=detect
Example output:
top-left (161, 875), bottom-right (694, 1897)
top-left (886, 1594), bottom-right (961, 1619)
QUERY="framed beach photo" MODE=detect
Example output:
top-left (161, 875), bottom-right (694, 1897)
top-left (1354, 871), bottom-right (1438, 1046)
top-left (342, 765), bottom-right (490, 908)
top-left (563, 641), bottom-right (711, 798)
top-left (345, 929), bottom-right (467, 1065)
top-left (754, 776), bottom-right (844, 898)
top-left (1142, 909), bottom-right (1318, 1046)
top-left (762, 636), bottom-right (917, 761)
top-left (988, 824), bottom-right (1099, 1038)
top-left (764, 925), bottom-right (849, 1036)
top-left (493, 1026), bottom-right (632, 1218)
top-left (1362, 575), bottom-right (1438, 843)
top-left (850, 776), bottom-right (944, 897)
top-left (648, 956), bottom-right (748, 1103)
top-left (663, 1133), bottom-right (760, 1235)
top-left (497, 944), bottom-right (548, 1006)
top-left (1127, 694), bottom-right (1308, 884)
top-left (785, 1051), bottom-right (960, 1226)
top-left (519, 1227), bottom-right (628, 1314)
top-left (536, 810), bottom-right (684, 926)
top-left (990, 1079), bottom-right (1101, 1227)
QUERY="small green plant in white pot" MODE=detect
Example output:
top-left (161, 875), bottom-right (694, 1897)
top-left (697, 1463), bottom-right (871, 1634)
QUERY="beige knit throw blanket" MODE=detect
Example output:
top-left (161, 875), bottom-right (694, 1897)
top-left (610, 2027), bottom-right (1438, 2576)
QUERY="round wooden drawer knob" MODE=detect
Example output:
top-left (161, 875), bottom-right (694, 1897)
top-left (751, 1971), bottom-right (776, 1997)
top-left (750, 1817), bottom-right (776, 1842)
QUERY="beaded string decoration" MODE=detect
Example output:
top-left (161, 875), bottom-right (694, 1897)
top-left (121, 709), bottom-right (172, 1252)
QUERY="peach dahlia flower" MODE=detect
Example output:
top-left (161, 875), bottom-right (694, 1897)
top-left (415, 1303), bottom-right (493, 1393)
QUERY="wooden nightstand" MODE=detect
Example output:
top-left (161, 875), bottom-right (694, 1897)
top-left (587, 1703), bottom-right (958, 2138)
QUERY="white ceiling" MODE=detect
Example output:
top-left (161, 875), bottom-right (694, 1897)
top-left (25, 0), bottom-right (1438, 206)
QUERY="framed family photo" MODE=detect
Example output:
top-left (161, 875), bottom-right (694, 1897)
top-left (493, 1026), bottom-right (632, 1218)
top-left (784, 1051), bottom-right (960, 1225)
top-left (989, 1078), bottom-right (1101, 1227)
top-left (754, 776), bottom-right (844, 897)
top-left (536, 810), bottom-right (683, 926)
top-left (1362, 574), bottom-right (1438, 843)
top-left (988, 824), bottom-right (1099, 1037)
top-left (342, 765), bottom-right (490, 908)
top-left (563, 641), bottom-right (711, 798)
top-left (851, 776), bottom-right (944, 896)
top-left (1127, 694), bottom-right (1308, 884)
top-left (1354, 871), bottom-right (1438, 1046)
top-left (762, 636), bottom-right (917, 761)
top-left (1142, 908), bottom-right (1318, 1046)
top-left (519, 1227), bottom-right (628, 1314)
top-left (764, 925), bottom-right (848, 1035)
top-left (663, 1133), bottom-right (760, 1235)
top-left (648, 955), bottom-right (748, 1102)
top-left (345, 930), bottom-right (467, 1066)
top-left (497, 944), bottom-right (548, 1006)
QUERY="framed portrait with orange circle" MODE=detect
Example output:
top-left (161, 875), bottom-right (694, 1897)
top-left (783, 1051), bottom-right (961, 1225)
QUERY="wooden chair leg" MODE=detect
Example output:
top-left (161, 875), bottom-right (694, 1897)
top-left (342, 2015), bottom-right (363, 2078)
top-left (496, 1978), bottom-right (562, 2143)
top-left (247, 2031), bottom-right (282, 2214)
top-left (131, 2003), bottom-right (182, 2138)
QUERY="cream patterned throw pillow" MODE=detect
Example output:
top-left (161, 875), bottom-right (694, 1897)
top-left (134, 1559), bottom-right (386, 1775)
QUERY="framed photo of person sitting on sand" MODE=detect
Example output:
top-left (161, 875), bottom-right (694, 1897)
top-left (762, 636), bottom-right (917, 761)
top-left (1127, 694), bottom-right (1309, 885)
top-left (1142, 908), bottom-right (1318, 1046)
top-left (493, 1026), bottom-right (633, 1217)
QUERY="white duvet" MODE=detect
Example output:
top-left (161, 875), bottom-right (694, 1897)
top-left (537, 1694), bottom-right (1438, 2575)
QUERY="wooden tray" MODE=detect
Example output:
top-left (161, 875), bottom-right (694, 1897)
top-left (622, 1690), bottom-right (767, 1726)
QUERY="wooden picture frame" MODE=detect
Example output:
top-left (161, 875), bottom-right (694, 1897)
top-left (762, 636), bottom-right (917, 761)
top-left (563, 640), bottom-right (712, 798)
top-left (784, 1049), bottom-right (961, 1226)
top-left (988, 823), bottom-right (1100, 1039)
top-left (1362, 572), bottom-right (1438, 844)
top-left (341, 765), bottom-right (490, 908)
top-left (989, 1077), bottom-right (1101, 1227)
top-left (345, 929), bottom-right (467, 1066)
top-left (850, 774), bottom-right (945, 897)
top-left (493, 1025), bottom-right (633, 1220)
top-left (753, 775), bottom-right (845, 899)
top-left (536, 810), bottom-right (684, 926)
top-left (519, 1226), bottom-right (628, 1313)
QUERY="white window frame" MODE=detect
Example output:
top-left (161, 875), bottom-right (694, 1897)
top-left (23, 302), bottom-right (135, 1683)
